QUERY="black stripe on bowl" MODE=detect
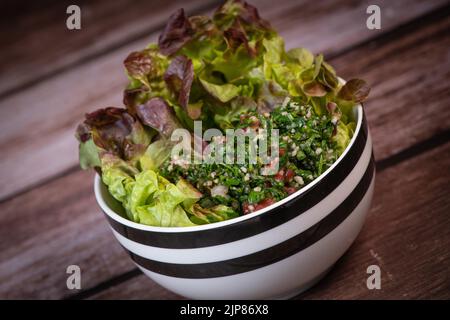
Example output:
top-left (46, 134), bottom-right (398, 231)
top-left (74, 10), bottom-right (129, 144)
top-left (105, 113), bottom-right (369, 249)
top-left (127, 157), bottom-right (375, 279)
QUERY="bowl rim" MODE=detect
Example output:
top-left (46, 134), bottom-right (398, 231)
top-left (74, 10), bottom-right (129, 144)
top-left (95, 104), bottom-right (363, 233)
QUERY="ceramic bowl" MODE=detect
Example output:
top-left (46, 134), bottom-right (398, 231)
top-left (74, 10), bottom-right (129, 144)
top-left (94, 104), bottom-right (375, 299)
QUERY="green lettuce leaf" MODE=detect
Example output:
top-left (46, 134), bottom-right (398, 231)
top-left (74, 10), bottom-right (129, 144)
top-left (139, 139), bottom-right (172, 172)
top-left (100, 166), bottom-right (201, 227)
top-left (214, 96), bottom-right (257, 129)
top-left (208, 45), bottom-right (258, 82)
top-left (186, 204), bottom-right (239, 224)
top-left (199, 79), bottom-right (241, 103)
top-left (120, 169), bottom-right (197, 227)
top-left (101, 153), bottom-right (138, 219)
top-left (78, 137), bottom-right (101, 170)
top-left (286, 47), bottom-right (314, 68)
top-left (128, 169), bottom-right (159, 222)
top-left (176, 178), bottom-right (203, 209)
top-left (333, 121), bottom-right (352, 154)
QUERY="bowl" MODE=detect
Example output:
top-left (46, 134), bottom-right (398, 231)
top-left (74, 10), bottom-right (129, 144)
top-left (94, 103), bottom-right (375, 299)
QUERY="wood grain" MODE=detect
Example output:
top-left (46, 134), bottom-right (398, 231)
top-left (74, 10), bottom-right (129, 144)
top-left (0, 0), bottom-right (219, 97)
top-left (297, 142), bottom-right (450, 299)
top-left (89, 142), bottom-right (450, 300)
top-left (0, 170), bottom-right (136, 299)
top-left (88, 273), bottom-right (183, 300)
top-left (0, 0), bottom-right (446, 201)
top-left (331, 10), bottom-right (450, 160)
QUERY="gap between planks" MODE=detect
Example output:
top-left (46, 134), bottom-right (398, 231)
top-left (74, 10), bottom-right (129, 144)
top-left (0, 0), bottom-right (222, 101)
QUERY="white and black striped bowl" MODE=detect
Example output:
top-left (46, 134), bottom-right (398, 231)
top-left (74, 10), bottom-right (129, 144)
top-left (94, 103), bottom-right (375, 299)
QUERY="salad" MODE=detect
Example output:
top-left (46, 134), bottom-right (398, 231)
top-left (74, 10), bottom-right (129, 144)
top-left (76, 0), bottom-right (370, 227)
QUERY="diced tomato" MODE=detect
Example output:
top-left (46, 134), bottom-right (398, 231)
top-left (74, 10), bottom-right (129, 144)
top-left (285, 186), bottom-right (297, 195)
top-left (242, 202), bottom-right (251, 215)
top-left (255, 198), bottom-right (275, 211)
top-left (285, 169), bottom-right (295, 182)
top-left (202, 140), bottom-right (209, 151)
top-left (274, 169), bottom-right (285, 181)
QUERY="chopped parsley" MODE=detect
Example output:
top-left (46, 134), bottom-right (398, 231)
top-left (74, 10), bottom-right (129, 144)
top-left (160, 99), bottom-right (340, 215)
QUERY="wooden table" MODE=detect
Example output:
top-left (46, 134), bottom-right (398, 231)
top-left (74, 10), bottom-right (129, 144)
top-left (0, 0), bottom-right (449, 300)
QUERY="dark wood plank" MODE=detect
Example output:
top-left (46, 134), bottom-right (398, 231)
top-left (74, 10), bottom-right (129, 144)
top-left (297, 142), bottom-right (450, 299)
top-left (330, 10), bottom-right (450, 160)
top-left (88, 273), bottom-right (183, 300)
top-left (0, 0), bottom-right (446, 201)
top-left (0, 170), bottom-right (137, 299)
top-left (90, 142), bottom-right (450, 300)
top-left (0, 0), bottom-right (219, 97)
top-left (0, 166), bottom-right (182, 299)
